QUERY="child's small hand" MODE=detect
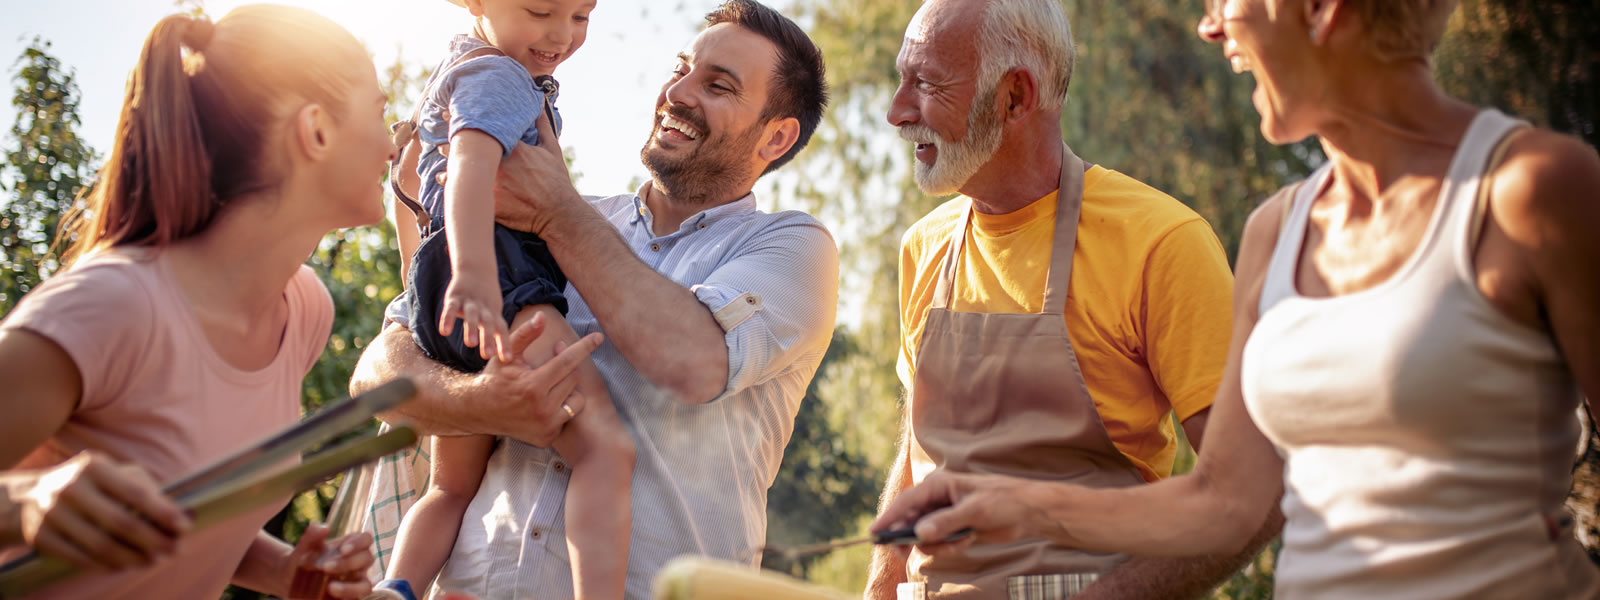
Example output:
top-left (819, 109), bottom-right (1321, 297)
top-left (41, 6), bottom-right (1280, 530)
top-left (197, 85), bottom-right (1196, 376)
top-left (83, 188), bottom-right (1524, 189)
top-left (439, 277), bottom-right (512, 362)
top-left (285, 524), bottom-right (374, 599)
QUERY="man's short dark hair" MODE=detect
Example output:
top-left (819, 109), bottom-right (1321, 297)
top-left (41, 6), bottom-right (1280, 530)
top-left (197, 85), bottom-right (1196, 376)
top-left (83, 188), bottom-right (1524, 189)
top-left (704, 0), bottom-right (828, 175)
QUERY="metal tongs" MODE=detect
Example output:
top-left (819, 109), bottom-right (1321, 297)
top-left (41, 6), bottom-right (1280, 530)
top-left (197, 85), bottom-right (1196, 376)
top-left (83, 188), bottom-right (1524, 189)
top-left (0, 378), bottom-right (421, 598)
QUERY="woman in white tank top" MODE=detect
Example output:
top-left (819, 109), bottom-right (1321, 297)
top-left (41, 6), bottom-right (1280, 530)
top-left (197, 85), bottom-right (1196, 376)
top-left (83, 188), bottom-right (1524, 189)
top-left (872, 1), bottom-right (1600, 597)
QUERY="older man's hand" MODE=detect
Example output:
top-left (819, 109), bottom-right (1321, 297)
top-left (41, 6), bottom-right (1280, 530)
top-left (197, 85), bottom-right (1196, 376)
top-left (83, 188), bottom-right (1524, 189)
top-left (492, 110), bottom-right (585, 237)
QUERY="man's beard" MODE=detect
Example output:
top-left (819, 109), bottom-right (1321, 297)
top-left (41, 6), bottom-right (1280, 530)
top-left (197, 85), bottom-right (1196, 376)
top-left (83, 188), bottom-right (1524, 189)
top-left (640, 106), bottom-right (763, 206)
top-left (899, 83), bottom-right (1006, 196)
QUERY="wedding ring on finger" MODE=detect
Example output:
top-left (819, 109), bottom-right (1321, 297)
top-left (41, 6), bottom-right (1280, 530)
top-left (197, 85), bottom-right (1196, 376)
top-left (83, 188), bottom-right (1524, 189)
top-left (561, 403), bottom-right (576, 419)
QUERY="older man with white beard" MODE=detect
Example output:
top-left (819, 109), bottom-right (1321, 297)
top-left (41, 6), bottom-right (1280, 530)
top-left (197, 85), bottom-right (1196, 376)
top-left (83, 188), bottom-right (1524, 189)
top-left (863, 0), bottom-right (1271, 599)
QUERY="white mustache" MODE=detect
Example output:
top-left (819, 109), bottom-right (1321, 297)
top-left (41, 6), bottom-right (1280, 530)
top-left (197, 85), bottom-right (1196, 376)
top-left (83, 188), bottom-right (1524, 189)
top-left (898, 124), bottom-right (942, 145)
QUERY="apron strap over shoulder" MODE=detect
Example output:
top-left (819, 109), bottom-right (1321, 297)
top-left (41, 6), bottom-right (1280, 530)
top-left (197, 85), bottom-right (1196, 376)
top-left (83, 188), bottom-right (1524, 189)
top-left (930, 143), bottom-right (1086, 314)
top-left (1041, 143), bottom-right (1085, 316)
top-left (930, 208), bottom-right (973, 311)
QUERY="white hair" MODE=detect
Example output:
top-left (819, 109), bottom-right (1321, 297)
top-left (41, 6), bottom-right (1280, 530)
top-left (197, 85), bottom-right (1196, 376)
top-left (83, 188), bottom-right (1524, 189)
top-left (975, 0), bottom-right (1074, 112)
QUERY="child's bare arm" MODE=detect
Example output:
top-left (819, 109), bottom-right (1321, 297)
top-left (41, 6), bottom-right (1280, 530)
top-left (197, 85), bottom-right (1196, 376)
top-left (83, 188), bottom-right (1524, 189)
top-left (440, 129), bottom-right (511, 361)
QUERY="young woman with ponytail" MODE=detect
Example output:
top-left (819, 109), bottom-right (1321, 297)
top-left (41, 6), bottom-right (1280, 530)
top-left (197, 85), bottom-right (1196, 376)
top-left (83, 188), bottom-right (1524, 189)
top-left (0, 5), bottom-right (396, 598)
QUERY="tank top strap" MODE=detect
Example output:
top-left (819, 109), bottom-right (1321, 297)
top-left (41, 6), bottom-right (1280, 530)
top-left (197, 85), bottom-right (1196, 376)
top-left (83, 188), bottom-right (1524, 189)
top-left (1258, 164), bottom-right (1331, 317)
top-left (1438, 109), bottom-right (1528, 283)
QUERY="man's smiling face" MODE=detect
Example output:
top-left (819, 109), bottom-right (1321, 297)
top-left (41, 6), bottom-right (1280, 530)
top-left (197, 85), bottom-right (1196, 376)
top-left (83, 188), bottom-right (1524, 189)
top-left (640, 23), bottom-right (781, 200)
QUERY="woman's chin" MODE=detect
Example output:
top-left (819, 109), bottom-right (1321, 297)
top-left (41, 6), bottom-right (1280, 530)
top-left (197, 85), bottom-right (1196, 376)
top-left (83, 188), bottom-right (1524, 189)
top-left (1251, 88), bottom-right (1315, 146)
top-left (336, 196), bottom-right (388, 230)
top-left (1254, 105), bottom-right (1308, 146)
top-left (357, 210), bottom-right (387, 229)
top-left (1258, 122), bottom-right (1293, 146)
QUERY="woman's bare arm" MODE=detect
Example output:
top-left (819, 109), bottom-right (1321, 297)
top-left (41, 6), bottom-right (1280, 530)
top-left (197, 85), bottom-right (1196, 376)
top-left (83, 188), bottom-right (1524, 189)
top-left (0, 329), bottom-right (188, 568)
top-left (1490, 131), bottom-right (1600, 417)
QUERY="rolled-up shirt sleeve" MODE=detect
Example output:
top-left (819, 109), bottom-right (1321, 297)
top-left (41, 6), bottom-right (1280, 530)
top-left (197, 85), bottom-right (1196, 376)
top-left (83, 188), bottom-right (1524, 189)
top-left (690, 217), bottom-right (839, 402)
top-left (384, 290), bottom-right (413, 329)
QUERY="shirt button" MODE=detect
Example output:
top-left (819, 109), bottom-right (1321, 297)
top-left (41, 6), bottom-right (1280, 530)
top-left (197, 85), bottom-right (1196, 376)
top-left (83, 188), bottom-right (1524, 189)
top-left (650, 243), bottom-right (661, 252)
top-left (697, 222), bottom-right (706, 230)
top-left (530, 529), bottom-right (542, 540)
top-left (553, 461), bottom-right (567, 473)
top-left (745, 296), bottom-right (757, 304)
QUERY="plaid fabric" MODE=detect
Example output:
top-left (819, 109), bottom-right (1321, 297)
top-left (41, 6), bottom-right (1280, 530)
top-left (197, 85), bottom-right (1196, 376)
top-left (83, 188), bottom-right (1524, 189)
top-left (1007, 573), bottom-right (1100, 599)
top-left (897, 574), bottom-right (1099, 600)
top-left (334, 424), bottom-right (433, 582)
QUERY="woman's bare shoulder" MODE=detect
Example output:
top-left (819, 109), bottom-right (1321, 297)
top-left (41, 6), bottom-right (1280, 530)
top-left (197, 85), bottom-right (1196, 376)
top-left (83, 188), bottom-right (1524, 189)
top-left (1234, 183), bottom-right (1298, 292)
top-left (1489, 129), bottom-right (1600, 245)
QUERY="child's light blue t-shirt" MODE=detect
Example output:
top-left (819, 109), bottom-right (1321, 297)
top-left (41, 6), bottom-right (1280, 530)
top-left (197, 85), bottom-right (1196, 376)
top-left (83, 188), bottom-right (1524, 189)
top-left (416, 34), bottom-right (562, 220)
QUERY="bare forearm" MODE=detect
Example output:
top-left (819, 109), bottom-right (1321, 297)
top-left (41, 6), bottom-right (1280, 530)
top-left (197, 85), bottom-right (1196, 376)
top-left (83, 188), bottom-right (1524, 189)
top-left (443, 147), bottom-right (499, 282)
top-left (866, 545), bottom-right (908, 599)
top-left (866, 433), bottom-right (915, 598)
top-left (1081, 556), bottom-right (1231, 600)
top-left (1034, 472), bottom-right (1268, 557)
top-left (351, 323), bottom-right (487, 437)
top-left (1079, 507), bottom-right (1283, 600)
top-left (541, 200), bottom-right (728, 403)
top-left (232, 531), bottom-right (292, 596)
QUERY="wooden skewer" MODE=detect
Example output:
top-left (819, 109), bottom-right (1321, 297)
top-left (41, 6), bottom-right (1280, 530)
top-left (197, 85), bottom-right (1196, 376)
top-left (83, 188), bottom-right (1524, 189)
top-left (651, 557), bottom-right (848, 600)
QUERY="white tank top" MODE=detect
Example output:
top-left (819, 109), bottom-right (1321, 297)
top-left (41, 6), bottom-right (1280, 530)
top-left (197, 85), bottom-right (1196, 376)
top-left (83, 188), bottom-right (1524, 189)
top-left (1241, 109), bottom-right (1600, 599)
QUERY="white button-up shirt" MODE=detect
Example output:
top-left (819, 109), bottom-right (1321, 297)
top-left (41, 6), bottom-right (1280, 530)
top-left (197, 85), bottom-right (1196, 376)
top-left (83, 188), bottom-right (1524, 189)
top-left (393, 190), bottom-right (838, 599)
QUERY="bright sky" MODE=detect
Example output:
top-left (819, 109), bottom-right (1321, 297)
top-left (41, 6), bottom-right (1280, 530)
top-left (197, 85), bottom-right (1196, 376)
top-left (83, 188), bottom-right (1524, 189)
top-left (0, 0), bottom-right (758, 197)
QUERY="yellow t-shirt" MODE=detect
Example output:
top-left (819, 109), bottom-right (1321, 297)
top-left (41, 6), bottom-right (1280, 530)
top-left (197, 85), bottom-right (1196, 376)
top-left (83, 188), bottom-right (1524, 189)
top-left (898, 166), bottom-right (1233, 482)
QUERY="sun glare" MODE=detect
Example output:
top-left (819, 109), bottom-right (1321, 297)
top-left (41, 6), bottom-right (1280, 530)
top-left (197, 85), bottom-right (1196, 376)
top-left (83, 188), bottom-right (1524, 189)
top-left (200, 0), bottom-right (469, 66)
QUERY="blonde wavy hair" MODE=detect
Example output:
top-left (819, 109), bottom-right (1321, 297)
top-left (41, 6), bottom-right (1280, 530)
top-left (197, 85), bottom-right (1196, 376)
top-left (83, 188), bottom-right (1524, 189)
top-left (1343, 0), bottom-right (1460, 62)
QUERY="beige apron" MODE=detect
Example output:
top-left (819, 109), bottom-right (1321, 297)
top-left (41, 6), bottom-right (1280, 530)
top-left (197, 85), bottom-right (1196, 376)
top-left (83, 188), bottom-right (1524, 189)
top-left (901, 145), bottom-right (1146, 600)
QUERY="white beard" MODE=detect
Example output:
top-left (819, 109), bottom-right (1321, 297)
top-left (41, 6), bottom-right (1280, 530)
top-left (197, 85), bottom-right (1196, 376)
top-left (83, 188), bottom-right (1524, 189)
top-left (899, 89), bottom-right (1005, 196)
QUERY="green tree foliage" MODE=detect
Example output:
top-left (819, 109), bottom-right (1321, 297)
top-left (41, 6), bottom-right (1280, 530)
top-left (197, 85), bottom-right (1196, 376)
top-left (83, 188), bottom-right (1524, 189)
top-left (788, 0), bottom-right (927, 532)
top-left (1436, 0), bottom-right (1597, 148)
top-left (763, 332), bottom-right (881, 580)
top-left (1061, 2), bottom-right (1323, 259)
top-left (0, 38), bottom-right (94, 314)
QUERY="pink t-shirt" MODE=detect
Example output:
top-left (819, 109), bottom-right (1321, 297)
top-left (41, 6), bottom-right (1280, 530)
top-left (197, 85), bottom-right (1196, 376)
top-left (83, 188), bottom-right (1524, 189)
top-left (0, 247), bottom-right (333, 599)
